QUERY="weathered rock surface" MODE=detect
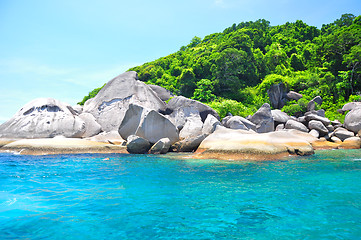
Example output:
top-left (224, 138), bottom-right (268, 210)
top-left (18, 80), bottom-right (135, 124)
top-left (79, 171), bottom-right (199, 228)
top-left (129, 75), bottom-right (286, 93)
top-left (286, 91), bottom-right (302, 101)
top-left (172, 134), bottom-right (207, 152)
top-left (83, 71), bottom-right (166, 132)
top-left (72, 105), bottom-right (83, 114)
top-left (0, 98), bottom-right (85, 139)
top-left (166, 96), bottom-right (220, 122)
top-left (344, 107), bottom-right (361, 133)
top-left (309, 129), bottom-right (320, 138)
top-left (333, 128), bottom-right (355, 141)
top-left (195, 126), bottom-right (314, 160)
top-left (179, 114), bottom-right (203, 140)
top-left (119, 104), bottom-right (179, 144)
top-left (79, 113), bottom-right (102, 138)
top-left (126, 135), bottom-right (151, 154)
top-left (331, 136), bottom-right (342, 143)
top-left (202, 114), bottom-right (221, 135)
top-left (271, 109), bottom-right (291, 124)
top-left (267, 83), bottom-right (287, 109)
top-left (275, 124), bottom-right (285, 131)
top-left (150, 138), bottom-right (171, 154)
top-left (340, 137), bottom-right (361, 149)
top-left (285, 119), bottom-right (308, 132)
top-left (308, 120), bottom-right (328, 136)
top-left (148, 85), bottom-right (174, 102)
top-left (1, 138), bottom-right (126, 155)
top-left (224, 116), bottom-right (256, 131)
top-left (249, 103), bottom-right (274, 133)
top-left (305, 113), bottom-right (331, 126)
top-left (86, 131), bottom-right (125, 145)
top-left (312, 96), bottom-right (323, 106)
top-left (339, 102), bottom-right (361, 114)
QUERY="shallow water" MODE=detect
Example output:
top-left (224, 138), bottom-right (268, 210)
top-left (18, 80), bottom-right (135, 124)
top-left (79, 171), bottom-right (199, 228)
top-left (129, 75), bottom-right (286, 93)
top-left (1, 150), bottom-right (361, 239)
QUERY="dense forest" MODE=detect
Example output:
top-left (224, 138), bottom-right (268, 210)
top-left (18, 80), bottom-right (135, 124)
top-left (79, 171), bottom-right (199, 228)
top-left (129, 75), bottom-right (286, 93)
top-left (79, 14), bottom-right (361, 121)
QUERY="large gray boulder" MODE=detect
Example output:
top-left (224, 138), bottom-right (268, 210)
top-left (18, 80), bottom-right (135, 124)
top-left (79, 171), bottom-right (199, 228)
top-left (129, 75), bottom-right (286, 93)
top-left (150, 138), bottom-right (171, 154)
top-left (202, 114), bottom-right (221, 135)
top-left (271, 109), bottom-right (291, 124)
top-left (179, 115), bottom-right (203, 140)
top-left (126, 135), bottom-right (151, 154)
top-left (118, 104), bottom-right (179, 144)
top-left (224, 116), bottom-right (256, 131)
top-left (166, 96), bottom-right (220, 122)
top-left (286, 91), bottom-right (302, 101)
top-left (308, 120), bottom-right (328, 136)
top-left (171, 134), bottom-right (207, 152)
top-left (148, 85), bottom-right (174, 102)
top-left (344, 107), bottom-right (361, 133)
top-left (83, 71), bottom-right (166, 132)
top-left (267, 83), bottom-right (287, 109)
top-left (339, 102), bottom-right (361, 114)
top-left (285, 119), bottom-right (308, 133)
top-left (167, 106), bottom-right (200, 131)
top-left (225, 116), bottom-right (248, 130)
top-left (306, 96), bottom-right (322, 112)
top-left (333, 127), bottom-right (355, 141)
top-left (0, 98), bottom-right (85, 138)
top-left (249, 103), bottom-right (274, 133)
top-left (79, 113), bottom-right (102, 138)
top-left (305, 113), bottom-right (331, 126)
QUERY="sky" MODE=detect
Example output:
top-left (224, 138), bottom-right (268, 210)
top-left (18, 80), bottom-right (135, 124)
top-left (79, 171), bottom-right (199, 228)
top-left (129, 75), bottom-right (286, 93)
top-left (0, 0), bottom-right (360, 123)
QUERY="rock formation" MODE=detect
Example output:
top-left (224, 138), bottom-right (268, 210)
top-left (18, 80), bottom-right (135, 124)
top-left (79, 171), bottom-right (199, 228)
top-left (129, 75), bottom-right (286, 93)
top-left (83, 71), bottom-right (166, 132)
top-left (0, 98), bottom-right (85, 138)
top-left (118, 104), bottom-right (179, 144)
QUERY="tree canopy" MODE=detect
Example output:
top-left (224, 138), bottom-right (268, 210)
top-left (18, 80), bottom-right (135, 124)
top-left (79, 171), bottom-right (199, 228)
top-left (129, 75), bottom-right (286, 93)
top-left (79, 14), bottom-right (361, 121)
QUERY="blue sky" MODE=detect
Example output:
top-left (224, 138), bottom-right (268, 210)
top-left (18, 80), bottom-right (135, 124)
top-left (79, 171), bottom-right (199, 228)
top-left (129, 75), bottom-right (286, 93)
top-left (0, 0), bottom-right (360, 123)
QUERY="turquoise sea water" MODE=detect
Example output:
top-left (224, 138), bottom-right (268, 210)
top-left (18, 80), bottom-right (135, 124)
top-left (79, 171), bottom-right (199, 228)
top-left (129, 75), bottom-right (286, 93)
top-left (1, 151), bottom-right (361, 239)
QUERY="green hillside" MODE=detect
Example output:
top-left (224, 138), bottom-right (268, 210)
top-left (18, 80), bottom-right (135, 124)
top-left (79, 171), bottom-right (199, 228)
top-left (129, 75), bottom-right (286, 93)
top-left (79, 14), bottom-right (361, 121)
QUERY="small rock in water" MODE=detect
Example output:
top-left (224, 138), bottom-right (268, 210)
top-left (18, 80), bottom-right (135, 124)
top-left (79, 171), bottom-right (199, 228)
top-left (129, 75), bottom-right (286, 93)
top-left (150, 138), bottom-right (171, 154)
top-left (126, 135), bottom-right (151, 154)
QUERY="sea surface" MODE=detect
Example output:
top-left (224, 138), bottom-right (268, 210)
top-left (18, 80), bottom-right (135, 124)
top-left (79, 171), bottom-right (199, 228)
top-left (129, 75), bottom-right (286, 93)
top-left (1, 150), bottom-right (361, 240)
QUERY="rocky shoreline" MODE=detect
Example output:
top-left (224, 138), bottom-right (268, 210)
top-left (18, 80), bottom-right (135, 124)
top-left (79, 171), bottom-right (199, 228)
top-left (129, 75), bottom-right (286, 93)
top-left (0, 71), bottom-right (360, 159)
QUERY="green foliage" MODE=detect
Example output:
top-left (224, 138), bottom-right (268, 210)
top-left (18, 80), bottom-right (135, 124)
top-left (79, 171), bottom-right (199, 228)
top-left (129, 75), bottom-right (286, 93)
top-left (281, 98), bottom-right (308, 116)
top-left (192, 79), bottom-right (215, 102)
top-left (207, 99), bottom-right (256, 119)
top-left (78, 84), bottom-right (105, 105)
top-left (79, 14), bottom-right (361, 123)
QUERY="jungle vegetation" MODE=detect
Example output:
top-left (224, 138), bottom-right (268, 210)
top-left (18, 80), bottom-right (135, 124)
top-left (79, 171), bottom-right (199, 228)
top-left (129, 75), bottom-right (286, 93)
top-left (79, 14), bottom-right (361, 121)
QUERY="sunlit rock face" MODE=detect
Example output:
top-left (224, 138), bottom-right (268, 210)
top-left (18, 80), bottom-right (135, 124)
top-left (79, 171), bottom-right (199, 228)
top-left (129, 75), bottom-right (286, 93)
top-left (83, 71), bottom-right (166, 132)
top-left (0, 98), bottom-right (85, 138)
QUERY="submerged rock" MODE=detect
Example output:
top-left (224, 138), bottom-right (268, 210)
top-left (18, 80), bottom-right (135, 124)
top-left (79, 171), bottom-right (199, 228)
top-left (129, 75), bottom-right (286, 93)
top-left (0, 98), bottom-right (85, 139)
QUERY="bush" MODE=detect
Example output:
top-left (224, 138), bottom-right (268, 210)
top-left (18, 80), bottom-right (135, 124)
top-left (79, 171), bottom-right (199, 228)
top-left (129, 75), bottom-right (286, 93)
top-left (207, 99), bottom-right (256, 119)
